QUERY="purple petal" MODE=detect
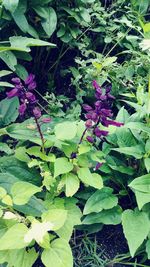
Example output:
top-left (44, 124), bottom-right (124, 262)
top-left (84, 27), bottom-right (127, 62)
top-left (24, 74), bottom-right (35, 85)
top-left (70, 152), bottom-right (77, 159)
top-left (107, 93), bottom-right (115, 100)
top-left (26, 92), bottom-right (36, 103)
top-left (82, 104), bottom-right (93, 112)
top-left (103, 119), bottom-right (124, 127)
top-left (28, 81), bottom-right (37, 90)
top-left (86, 136), bottom-right (94, 143)
top-left (11, 77), bottom-right (21, 84)
top-left (7, 88), bottom-right (19, 98)
top-left (33, 107), bottom-right (41, 119)
top-left (19, 103), bottom-right (26, 116)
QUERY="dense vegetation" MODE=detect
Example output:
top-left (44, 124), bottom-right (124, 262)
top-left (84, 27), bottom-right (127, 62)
top-left (0, 0), bottom-right (150, 266)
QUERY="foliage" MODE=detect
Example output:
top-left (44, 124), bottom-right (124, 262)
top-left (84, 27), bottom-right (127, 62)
top-left (0, 0), bottom-right (150, 266)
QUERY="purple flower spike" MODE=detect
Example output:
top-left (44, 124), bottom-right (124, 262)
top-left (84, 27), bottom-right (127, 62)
top-left (7, 88), bottom-right (19, 98)
top-left (33, 107), bottom-right (41, 119)
top-left (24, 74), bottom-right (35, 85)
top-left (11, 77), bottom-right (21, 84)
top-left (86, 136), bottom-right (94, 143)
top-left (19, 103), bottom-right (26, 116)
top-left (28, 81), bottom-right (37, 90)
top-left (94, 127), bottom-right (108, 137)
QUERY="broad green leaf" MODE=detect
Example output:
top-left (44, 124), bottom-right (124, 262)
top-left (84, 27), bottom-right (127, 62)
top-left (135, 190), bottom-right (150, 210)
top-left (144, 158), bottom-right (150, 173)
top-left (9, 36), bottom-right (56, 52)
top-left (0, 187), bottom-right (7, 199)
top-left (77, 168), bottom-right (103, 189)
top-left (126, 122), bottom-right (150, 135)
top-left (112, 145), bottom-right (145, 159)
top-left (15, 64), bottom-right (28, 80)
top-left (122, 210), bottom-right (150, 257)
top-left (129, 174), bottom-right (150, 193)
top-left (83, 206), bottom-right (122, 225)
top-left (0, 223), bottom-right (28, 250)
top-left (34, 7), bottom-right (57, 37)
top-left (0, 97), bottom-right (19, 127)
top-left (42, 209), bottom-right (68, 230)
top-left (2, 0), bottom-right (19, 13)
top-left (83, 187), bottom-right (118, 215)
top-left (55, 121), bottom-right (77, 140)
top-left (0, 143), bottom-right (12, 155)
top-left (0, 51), bottom-right (17, 71)
top-left (62, 173), bottom-right (79, 197)
top-left (56, 199), bottom-right (81, 241)
top-left (11, 181), bottom-right (41, 205)
top-left (0, 156), bottom-right (41, 185)
top-left (54, 158), bottom-right (73, 178)
top-left (8, 248), bottom-right (38, 267)
top-left (41, 238), bottom-right (73, 267)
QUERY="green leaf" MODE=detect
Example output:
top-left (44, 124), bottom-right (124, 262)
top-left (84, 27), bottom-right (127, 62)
top-left (126, 122), bottom-right (150, 135)
top-left (0, 97), bottom-right (19, 127)
top-left (0, 81), bottom-right (14, 88)
top-left (56, 199), bottom-right (81, 241)
top-left (77, 168), bottom-right (103, 189)
top-left (0, 142), bottom-right (12, 155)
top-left (0, 223), bottom-right (28, 250)
top-left (15, 64), bottom-right (28, 80)
top-left (83, 187), bottom-right (118, 215)
top-left (146, 240), bottom-right (150, 259)
top-left (11, 181), bottom-right (41, 205)
top-left (135, 190), bottom-right (150, 210)
top-left (9, 36), bottom-right (56, 52)
top-left (34, 7), bottom-right (57, 37)
top-left (122, 210), bottom-right (150, 257)
top-left (2, 0), bottom-right (19, 13)
top-left (129, 173), bottom-right (150, 193)
top-left (62, 173), bottom-right (80, 197)
top-left (41, 238), bottom-right (73, 267)
top-left (112, 145), bottom-right (145, 159)
top-left (9, 248), bottom-right (38, 267)
top-left (0, 70), bottom-right (12, 78)
top-left (0, 51), bottom-right (17, 71)
top-left (83, 206), bottom-right (122, 225)
top-left (54, 158), bottom-right (73, 178)
top-left (144, 158), bottom-right (150, 173)
top-left (42, 209), bottom-right (67, 231)
top-left (55, 121), bottom-right (77, 141)
top-left (0, 156), bottom-right (41, 185)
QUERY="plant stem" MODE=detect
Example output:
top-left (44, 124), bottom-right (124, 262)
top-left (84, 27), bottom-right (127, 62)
top-left (34, 117), bottom-right (45, 153)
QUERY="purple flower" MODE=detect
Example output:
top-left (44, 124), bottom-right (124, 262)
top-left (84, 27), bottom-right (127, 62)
top-left (86, 136), bottom-right (94, 143)
top-left (11, 77), bottom-right (21, 84)
top-left (103, 119), bottom-right (124, 127)
top-left (25, 92), bottom-right (36, 103)
top-left (33, 107), bottom-right (41, 119)
top-left (7, 88), bottom-right (19, 98)
top-left (70, 152), bottom-right (77, 159)
top-left (28, 81), bottom-right (37, 90)
top-left (24, 74), bottom-right (35, 85)
top-left (94, 127), bottom-right (109, 137)
top-left (19, 103), bottom-right (26, 116)
top-left (82, 104), bottom-right (93, 112)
